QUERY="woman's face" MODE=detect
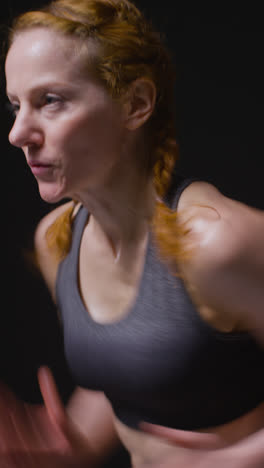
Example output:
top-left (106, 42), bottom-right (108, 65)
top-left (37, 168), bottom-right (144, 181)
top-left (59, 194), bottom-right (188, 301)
top-left (5, 28), bottom-right (127, 203)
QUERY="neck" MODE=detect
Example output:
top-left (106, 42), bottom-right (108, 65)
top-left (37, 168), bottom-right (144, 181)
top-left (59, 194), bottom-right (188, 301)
top-left (72, 157), bottom-right (157, 259)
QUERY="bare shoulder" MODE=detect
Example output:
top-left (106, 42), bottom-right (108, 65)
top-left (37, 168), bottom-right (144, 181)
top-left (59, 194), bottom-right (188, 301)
top-left (178, 180), bottom-right (264, 262)
top-left (34, 200), bottom-right (76, 300)
top-left (177, 181), bottom-right (264, 333)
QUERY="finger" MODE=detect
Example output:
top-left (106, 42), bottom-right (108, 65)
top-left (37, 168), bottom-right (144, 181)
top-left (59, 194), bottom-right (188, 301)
top-left (0, 380), bottom-right (64, 450)
top-left (139, 422), bottom-right (223, 449)
top-left (37, 367), bottom-right (82, 448)
top-left (38, 367), bottom-right (93, 454)
top-left (37, 366), bottom-right (68, 432)
top-left (0, 383), bottom-right (34, 451)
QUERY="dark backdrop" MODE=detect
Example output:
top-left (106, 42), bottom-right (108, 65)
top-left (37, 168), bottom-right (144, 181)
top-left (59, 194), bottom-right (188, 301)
top-left (0, 2), bottom-right (263, 400)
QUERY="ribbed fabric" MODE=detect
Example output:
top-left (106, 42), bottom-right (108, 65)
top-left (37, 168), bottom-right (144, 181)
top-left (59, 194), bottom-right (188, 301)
top-left (56, 177), bottom-right (264, 430)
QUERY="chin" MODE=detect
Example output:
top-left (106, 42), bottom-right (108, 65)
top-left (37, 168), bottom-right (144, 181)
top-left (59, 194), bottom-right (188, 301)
top-left (38, 181), bottom-right (68, 204)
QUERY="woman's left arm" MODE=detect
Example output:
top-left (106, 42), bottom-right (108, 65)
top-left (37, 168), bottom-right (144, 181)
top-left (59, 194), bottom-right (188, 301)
top-left (177, 182), bottom-right (264, 341)
top-left (138, 423), bottom-right (264, 468)
top-left (139, 183), bottom-right (264, 468)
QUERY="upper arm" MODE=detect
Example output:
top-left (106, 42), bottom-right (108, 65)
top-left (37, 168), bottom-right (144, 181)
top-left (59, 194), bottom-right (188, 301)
top-left (178, 182), bottom-right (264, 339)
top-left (34, 200), bottom-right (75, 300)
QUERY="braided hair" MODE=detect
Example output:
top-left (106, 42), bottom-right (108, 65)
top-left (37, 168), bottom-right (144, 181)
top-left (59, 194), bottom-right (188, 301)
top-left (8, 0), bottom-right (188, 264)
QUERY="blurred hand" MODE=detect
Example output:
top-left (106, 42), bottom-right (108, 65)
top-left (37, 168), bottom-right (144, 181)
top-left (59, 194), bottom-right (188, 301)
top-left (138, 423), bottom-right (259, 468)
top-left (0, 366), bottom-right (97, 468)
top-left (136, 449), bottom-right (249, 468)
top-left (140, 422), bottom-right (225, 449)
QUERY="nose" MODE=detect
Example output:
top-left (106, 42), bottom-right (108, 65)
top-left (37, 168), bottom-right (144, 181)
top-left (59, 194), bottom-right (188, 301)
top-left (8, 108), bottom-right (44, 149)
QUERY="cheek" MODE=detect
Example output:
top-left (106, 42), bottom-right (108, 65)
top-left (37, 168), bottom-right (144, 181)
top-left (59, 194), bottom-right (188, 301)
top-left (63, 111), bottom-right (123, 158)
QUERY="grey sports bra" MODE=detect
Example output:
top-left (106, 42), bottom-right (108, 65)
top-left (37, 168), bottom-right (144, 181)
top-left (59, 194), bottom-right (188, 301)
top-left (56, 177), bottom-right (264, 430)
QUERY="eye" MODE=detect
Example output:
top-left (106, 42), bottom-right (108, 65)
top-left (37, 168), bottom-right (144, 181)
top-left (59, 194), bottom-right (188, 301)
top-left (6, 101), bottom-right (20, 118)
top-left (43, 94), bottom-right (62, 107)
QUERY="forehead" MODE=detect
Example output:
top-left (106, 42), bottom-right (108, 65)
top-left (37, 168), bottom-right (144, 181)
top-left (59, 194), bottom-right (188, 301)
top-left (5, 28), bottom-right (95, 94)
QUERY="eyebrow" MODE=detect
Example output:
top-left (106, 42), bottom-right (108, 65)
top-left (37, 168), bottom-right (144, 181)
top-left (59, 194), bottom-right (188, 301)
top-left (6, 80), bottom-right (82, 101)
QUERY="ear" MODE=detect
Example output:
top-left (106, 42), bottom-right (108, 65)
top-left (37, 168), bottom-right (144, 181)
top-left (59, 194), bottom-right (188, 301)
top-left (124, 78), bottom-right (157, 131)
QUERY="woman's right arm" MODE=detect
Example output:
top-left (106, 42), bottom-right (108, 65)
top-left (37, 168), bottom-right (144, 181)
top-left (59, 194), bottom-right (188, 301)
top-left (39, 366), bottom-right (120, 466)
top-left (3, 202), bottom-right (121, 467)
top-left (0, 365), bottom-right (120, 467)
top-left (33, 200), bottom-right (76, 300)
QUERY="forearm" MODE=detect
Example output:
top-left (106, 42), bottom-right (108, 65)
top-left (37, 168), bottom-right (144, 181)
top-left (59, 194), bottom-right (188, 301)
top-left (67, 387), bottom-right (120, 465)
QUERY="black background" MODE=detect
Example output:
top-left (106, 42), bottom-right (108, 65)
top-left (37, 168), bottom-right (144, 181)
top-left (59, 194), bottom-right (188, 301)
top-left (0, 1), bottom-right (263, 402)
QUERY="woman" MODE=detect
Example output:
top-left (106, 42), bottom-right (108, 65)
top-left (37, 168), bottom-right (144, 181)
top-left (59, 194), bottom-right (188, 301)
top-left (3, 0), bottom-right (264, 466)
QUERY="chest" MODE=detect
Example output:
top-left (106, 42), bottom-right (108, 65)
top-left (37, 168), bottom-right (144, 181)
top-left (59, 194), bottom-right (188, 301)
top-left (60, 233), bottom-right (244, 393)
top-left (78, 226), bottom-right (148, 324)
top-left (57, 221), bottom-right (264, 429)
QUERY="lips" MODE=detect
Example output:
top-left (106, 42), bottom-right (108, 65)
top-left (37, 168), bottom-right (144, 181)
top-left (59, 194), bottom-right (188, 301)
top-left (28, 162), bottom-right (54, 177)
top-left (29, 162), bottom-right (51, 168)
